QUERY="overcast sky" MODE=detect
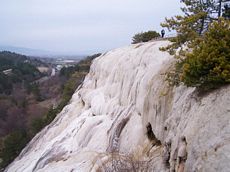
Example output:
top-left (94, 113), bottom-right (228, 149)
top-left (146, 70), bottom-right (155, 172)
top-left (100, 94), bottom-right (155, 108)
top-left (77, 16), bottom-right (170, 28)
top-left (0, 0), bottom-right (182, 55)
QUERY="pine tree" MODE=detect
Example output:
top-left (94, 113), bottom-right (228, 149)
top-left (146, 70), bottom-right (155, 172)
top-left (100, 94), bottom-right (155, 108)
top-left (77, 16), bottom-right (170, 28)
top-left (161, 0), bottom-right (230, 90)
top-left (160, 0), bottom-right (230, 56)
top-left (160, 0), bottom-right (220, 55)
top-left (180, 18), bottom-right (230, 90)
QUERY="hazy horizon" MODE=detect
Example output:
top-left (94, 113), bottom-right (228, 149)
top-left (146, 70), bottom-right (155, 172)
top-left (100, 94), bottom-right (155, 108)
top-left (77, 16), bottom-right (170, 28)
top-left (0, 0), bottom-right (182, 55)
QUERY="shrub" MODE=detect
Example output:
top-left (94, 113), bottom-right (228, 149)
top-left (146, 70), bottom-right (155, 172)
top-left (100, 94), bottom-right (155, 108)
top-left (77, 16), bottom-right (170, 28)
top-left (132, 31), bottom-right (160, 44)
top-left (27, 83), bottom-right (43, 101)
top-left (30, 118), bottom-right (46, 135)
top-left (0, 130), bottom-right (28, 168)
top-left (60, 66), bottom-right (78, 78)
top-left (171, 19), bottom-right (230, 90)
top-left (0, 73), bottom-right (13, 94)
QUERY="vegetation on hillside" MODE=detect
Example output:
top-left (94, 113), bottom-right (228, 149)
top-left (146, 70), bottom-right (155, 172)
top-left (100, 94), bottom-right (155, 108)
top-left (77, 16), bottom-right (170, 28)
top-left (0, 52), bottom-right (48, 168)
top-left (0, 53), bottom-right (100, 169)
top-left (0, 130), bottom-right (28, 168)
top-left (161, 0), bottom-right (230, 91)
top-left (132, 31), bottom-right (160, 44)
top-left (0, 51), bottom-right (43, 94)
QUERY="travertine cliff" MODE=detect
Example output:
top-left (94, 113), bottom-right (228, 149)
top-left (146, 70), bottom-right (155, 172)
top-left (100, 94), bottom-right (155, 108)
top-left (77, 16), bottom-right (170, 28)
top-left (6, 41), bottom-right (230, 172)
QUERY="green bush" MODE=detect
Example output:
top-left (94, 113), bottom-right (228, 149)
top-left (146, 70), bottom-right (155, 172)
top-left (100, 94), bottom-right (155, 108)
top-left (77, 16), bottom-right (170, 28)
top-left (0, 130), bottom-right (28, 168)
top-left (132, 31), bottom-right (160, 44)
top-left (0, 73), bottom-right (13, 94)
top-left (60, 66), bottom-right (79, 78)
top-left (176, 19), bottom-right (230, 90)
top-left (26, 83), bottom-right (43, 101)
top-left (30, 118), bottom-right (46, 135)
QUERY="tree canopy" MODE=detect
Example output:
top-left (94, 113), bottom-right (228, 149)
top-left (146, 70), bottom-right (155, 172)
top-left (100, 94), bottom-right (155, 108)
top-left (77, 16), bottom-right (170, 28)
top-left (179, 19), bottom-right (230, 90)
top-left (161, 0), bottom-right (230, 55)
top-left (0, 51), bottom-right (42, 94)
top-left (161, 0), bottom-right (230, 91)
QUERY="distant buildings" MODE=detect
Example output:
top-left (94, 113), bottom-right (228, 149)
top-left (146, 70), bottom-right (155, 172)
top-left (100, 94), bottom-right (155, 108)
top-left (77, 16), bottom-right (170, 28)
top-left (56, 65), bottom-right (63, 71)
top-left (2, 69), bottom-right (12, 75)
top-left (37, 67), bottom-right (49, 73)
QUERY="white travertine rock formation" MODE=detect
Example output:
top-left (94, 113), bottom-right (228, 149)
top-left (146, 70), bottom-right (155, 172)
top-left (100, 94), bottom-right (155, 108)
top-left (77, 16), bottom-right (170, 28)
top-left (6, 41), bottom-right (230, 172)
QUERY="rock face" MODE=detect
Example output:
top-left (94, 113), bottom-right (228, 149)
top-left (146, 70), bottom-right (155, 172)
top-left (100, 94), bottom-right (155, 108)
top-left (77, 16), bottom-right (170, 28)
top-left (6, 41), bottom-right (230, 172)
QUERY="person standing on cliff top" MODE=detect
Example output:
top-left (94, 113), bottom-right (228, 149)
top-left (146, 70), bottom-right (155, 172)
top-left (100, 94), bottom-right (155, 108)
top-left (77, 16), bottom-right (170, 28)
top-left (161, 29), bottom-right (165, 38)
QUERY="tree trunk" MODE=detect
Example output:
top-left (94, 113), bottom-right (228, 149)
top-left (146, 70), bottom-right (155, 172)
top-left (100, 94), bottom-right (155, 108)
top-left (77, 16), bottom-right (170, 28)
top-left (199, 17), bottom-right (205, 35)
top-left (218, 0), bottom-right (222, 17)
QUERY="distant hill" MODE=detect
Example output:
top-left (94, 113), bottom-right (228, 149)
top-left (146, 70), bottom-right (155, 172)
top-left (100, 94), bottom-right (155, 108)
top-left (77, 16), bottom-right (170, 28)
top-left (0, 45), bottom-right (87, 59)
top-left (0, 46), bottom-right (53, 57)
top-left (0, 51), bottom-right (44, 94)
